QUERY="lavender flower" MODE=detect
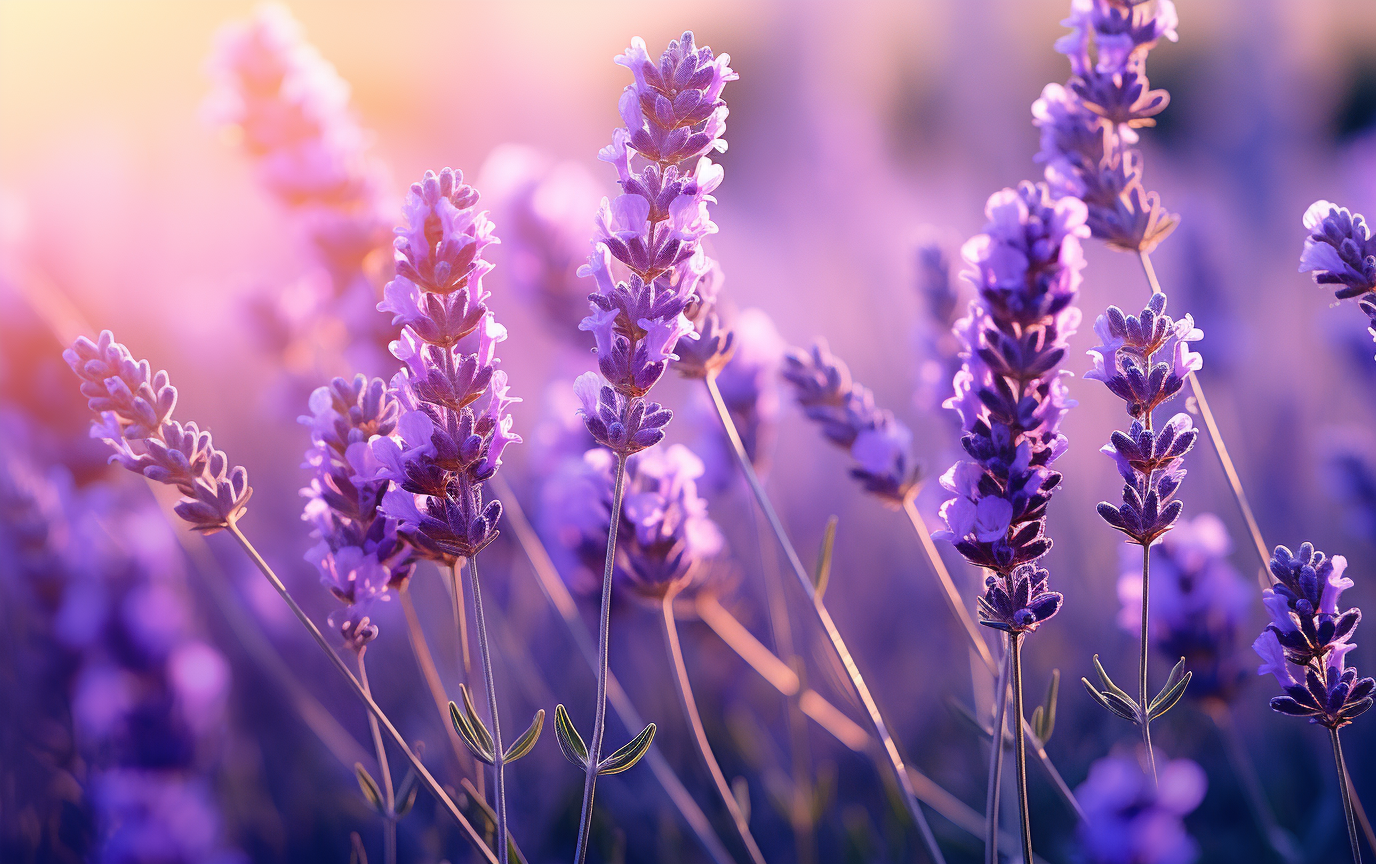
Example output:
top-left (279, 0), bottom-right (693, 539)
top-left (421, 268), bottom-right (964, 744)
top-left (782, 340), bottom-right (921, 506)
top-left (370, 168), bottom-right (521, 561)
top-left (1088, 293), bottom-right (1202, 545)
top-left (977, 563), bottom-right (1064, 634)
top-left (1299, 200), bottom-right (1376, 300)
top-left (937, 182), bottom-right (1084, 612)
top-left (574, 31), bottom-right (736, 456)
top-left (64, 332), bottom-right (252, 533)
top-left (1116, 513), bottom-right (1251, 700)
top-left (300, 375), bottom-right (414, 651)
top-left (1033, 0), bottom-right (1179, 252)
top-left (1075, 752), bottom-right (1206, 864)
top-left (1257, 543), bottom-right (1361, 680)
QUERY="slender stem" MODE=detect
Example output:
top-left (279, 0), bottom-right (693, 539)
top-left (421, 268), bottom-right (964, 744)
top-left (1204, 701), bottom-right (1302, 864)
top-left (358, 649), bottom-right (397, 864)
top-left (985, 645), bottom-right (1011, 864)
top-left (705, 375), bottom-right (947, 864)
top-left (489, 475), bottom-right (736, 864)
top-left (1138, 542), bottom-right (1157, 784)
top-left (1009, 634), bottom-right (1034, 864)
top-left (399, 587), bottom-right (476, 779)
top-left (573, 454), bottom-right (629, 864)
top-left (1138, 250), bottom-right (1270, 588)
top-left (222, 521), bottom-right (499, 864)
top-left (1334, 727), bottom-right (1364, 864)
top-left (467, 556), bottom-right (508, 864)
top-left (660, 587), bottom-right (768, 864)
top-left (1350, 779), bottom-right (1376, 859)
top-left (449, 561), bottom-right (483, 801)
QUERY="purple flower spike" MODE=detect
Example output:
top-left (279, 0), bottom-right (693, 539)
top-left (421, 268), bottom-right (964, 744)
top-left (1299, 200), bottom-right (1376, 300)
top-left (575, 32), bottom-right (736, 455)
top-left (978, 563), bottom-right (1064, 633)
top-left (1034, 0), bottom-right (1180, 252)
top-left (782, 340), bottom-right (921, 506)
top-left (937, 182), bottom-right (1082, 583)
top-left (300, 375), bottom-right (414, 650)
top-left (1253, 541), bottom-right (1372, 729)
top-left (65, 331), bottom-right (252, 533)
top-left (370, 169), bottom-right (520, 563)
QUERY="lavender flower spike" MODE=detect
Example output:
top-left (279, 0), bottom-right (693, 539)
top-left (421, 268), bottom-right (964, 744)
top-left (1299, 200), bottom-right (1376, 300)
top-left (64, 331), bottom-right (252, 532)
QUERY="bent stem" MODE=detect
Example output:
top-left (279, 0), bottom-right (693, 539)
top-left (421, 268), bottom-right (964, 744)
top-left (358, 649), bottom-right (397, 864)
top-left (1333, 727), bottom-right (1364, 864)
top-left (985, 645), bottom-right (1011, 864)
top-left (705, 374), bottom-right (948, 864)
top-left (1009, 633), bottom-right (1034, 864)
top-left (573, 454), bottom-right (629, 864)
top-left (467, 556), bottom-right (509, 864)
top-left (222, 521), bottom-right (499, 864)
top-left (1139, 250), bottom-right (1269, 588)
top-left (1138, 542), bottom-right (1157, 784)
top-left (660, 586), bottom-right (768, 864)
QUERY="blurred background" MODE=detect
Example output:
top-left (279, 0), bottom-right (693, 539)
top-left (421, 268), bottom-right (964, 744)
top-left (4, 1), bottom-right (1376, 862)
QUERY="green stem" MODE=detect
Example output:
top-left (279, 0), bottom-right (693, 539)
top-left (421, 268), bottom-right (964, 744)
top-left (1139, 542), bottom-right (1157, 784)
top-left (573, 454), bottom-right (628, 864)
top-left (223, 521), bottom-right (499, 864)
top-left (1010, 633), bottom-right (1034, 864)
top-left (985, 644), bottom-right (1011, 864)
top-left (705, 374), bottom-right (947, 864)
top-left (358, 649), bottom-right (397, 864)
top-left (449, 561), bottom-right (483, 802)
top-left (1334, 727), bottom-right (1364, 863)
top-left (660, 587), bottom-right (767, 864)
top-left (467, 556), bottom-right (508, 864)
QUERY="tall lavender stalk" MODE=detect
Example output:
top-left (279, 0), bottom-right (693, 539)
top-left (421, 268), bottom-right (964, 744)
top-left (1081, 293), bottom-right (1202, 781)
top-left (63, 331), bottom-right (502, 864)
top-left (369, 167), bottom-right (543, 864)
top-left (938, 182), bottom-right (1078, 862)
top-left (1254, 543), bottom-right (1373, 862)
top-left (558, 32), bottom-right (733, 863)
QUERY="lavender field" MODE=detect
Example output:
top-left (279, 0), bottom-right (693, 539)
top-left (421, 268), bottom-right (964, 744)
top-left (3, 1), bottom-right (1376, 862)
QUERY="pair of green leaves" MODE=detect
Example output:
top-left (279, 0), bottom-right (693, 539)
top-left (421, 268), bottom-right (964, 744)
top-left (553, 704), bottom-right (656, 776)
top-left (1081, 654), bottom-right (1191, 725)
top-left (354, 763), bottom-right (419, 819)
top-left (449, 683), bottom-right (545, 766)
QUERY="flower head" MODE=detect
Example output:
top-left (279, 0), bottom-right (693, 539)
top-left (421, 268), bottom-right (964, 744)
top-left (1299, 200), bottom-right (1376, 300)
top-left (977, 563), bottom-right (1064, 633)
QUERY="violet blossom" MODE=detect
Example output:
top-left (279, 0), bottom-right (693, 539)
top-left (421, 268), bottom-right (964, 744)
top-left (1298, 200), bottom-right (1376, 300)
top-left (574, 31), bottom-right (736, 457)
top-left (938, 182), bottom-right (1083, 632)
top-left (64, 331), bottom-right (252, 534)
top-left (370, 168), bottom-right (521, 562)
top-left (1033, 0), bottom-right (1179, 252)
top-left (1075, 752), bottom-right (1206, 864)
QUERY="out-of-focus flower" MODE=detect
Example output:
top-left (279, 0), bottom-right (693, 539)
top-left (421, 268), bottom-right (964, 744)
top-left (64, 332), bottom-right (252, 533)
top-left (1324, 435), bottom-right (1376, 541)
top-left (1088, 294), bottom-right (1201, 546)
top-left (1034, 0), bottom-right (1179, 252)
top-left (937, 183), bottom-right (1083, 600)
top-left (1299, 200), bottom-right (1376, 300)
top-left (912, 240), bottom-right (966, 419)
top-left (480, 145), bottom-right (605, 338)
top-left (576, 31), bottom-right (736, 456)
top-left (371, 168), bottom-right (520, 563)
top-left (540, 444), bottom-right (724, 600)
top-left (300, 375), bottom-right (413, 651)
top-left (783, 340), bottom-right (921, 506)
top-left (1116, 513), bottom-right (1251, 700)
top-left (1075, 752), bottom-right (1206, 864)
top-left (1254, 542), bottom-right (1372, 729)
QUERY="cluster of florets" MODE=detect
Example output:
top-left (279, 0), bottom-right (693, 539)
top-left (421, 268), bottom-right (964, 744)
top-left (1075, 752), bottom-right (1206, 864)
top-left (1087, 293), bottom-right (1202, 546)
top-left (1033, 0), bottom-right (1179, 252)
top-left (300, 375), bottom-right (414, 650)
top-left (1255, 543), bottom-right (1372, 729)
top-left (938, 183), bottom-right (1084, 590)
top-left (370, 168), bottom-right (520, 562)
top-left (1117, 513), bottom-right (1251, 700)
top-left (977, 563), bottom-right (1064, 634)
top-left (782, 341), bottom-right (920, 505)
top-left (1299, 200), bottom-right (1376, 300)
top-left (574, 31), bottom-right (736, 456)
top-left (64, 332), bottom-right (252, 533)
top-left (540, 444), bottom-right (724, 600)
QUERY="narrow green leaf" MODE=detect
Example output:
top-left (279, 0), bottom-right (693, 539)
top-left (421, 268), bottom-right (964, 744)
top-left (460, 683), bottom-right (495, 756)
top-left (504, 709), bottom-right (546, 763)
top-left (1148, 670), bottom-right (1192, 720)
top-left (1040, 669), bottom-right (1060, 742)
top-left (1092, 654), bottom-right (1136, 706)
top-left (460, 779), bottom-right (531, 864)
top-left (597, 722), bottom-right (657, 775)
top-left (394, 769), bottom-right (420, 818)
top-left (731, 776), bottom-right (751, 824)
top-left (449, 699), bottom-right (495, 765)
top-left (812, 516), bottom-right (838, 598)
top-left (1159, 658), bottom-right (1187, 696)
top-left (553, 704), bottom-right (588, 768)
top-left (349, 831), bottom-right (368, 864)
top-left (1031, 705), bottom-right (1046, 742)
top-left (354, 763), bottom-right (384, 814)
top-left (1102, 690), bottom-right (1142, 724)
